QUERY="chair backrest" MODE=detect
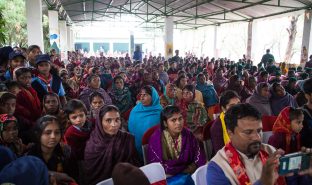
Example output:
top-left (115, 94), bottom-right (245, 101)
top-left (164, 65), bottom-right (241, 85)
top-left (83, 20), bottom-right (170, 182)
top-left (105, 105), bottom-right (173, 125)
top-left (96, 178), bottom-right (114, 185)
top-left (262, 115), bottom-right (277, 132)
top-left (142, 125), bottom-right (160, 145)
top-left (261, 115), bottom-right (277, 144)
top-left (202, 121), bottom-right (214, 160)
top-left (191, 164), bottom-right (208, 185)
top-left (140, 163), bottom-right (167, 185)
top-left (96, 163), bottom-right (167, 185)
top-left (142, 125), bottom-right (160, 165)
top-left (203, 120), bottom-right (214, 141)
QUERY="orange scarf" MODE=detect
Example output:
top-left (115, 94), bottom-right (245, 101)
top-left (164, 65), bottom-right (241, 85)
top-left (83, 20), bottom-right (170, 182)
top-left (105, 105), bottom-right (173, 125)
top-left (272, 107), bottom-right (301, 154)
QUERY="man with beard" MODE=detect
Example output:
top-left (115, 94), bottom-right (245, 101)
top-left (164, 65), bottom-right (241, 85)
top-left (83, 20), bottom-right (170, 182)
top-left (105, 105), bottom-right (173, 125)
top-left (207, 103), bottom-right (286, 185)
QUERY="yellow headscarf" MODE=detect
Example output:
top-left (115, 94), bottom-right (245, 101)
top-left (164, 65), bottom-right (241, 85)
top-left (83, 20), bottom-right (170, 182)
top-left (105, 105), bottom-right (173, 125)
top-left (220, 112), bottom-right (230, 144)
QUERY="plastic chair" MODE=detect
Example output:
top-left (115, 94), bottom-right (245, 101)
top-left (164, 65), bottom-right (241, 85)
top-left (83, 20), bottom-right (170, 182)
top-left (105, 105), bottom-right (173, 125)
top-left (140, 163), bottom-right (167, 185)
top-left (191, 164), bottom-right (208, 185)
top-left (202, 121), bottom-right (214, 160)
top-left (142, 125), bottom-right (160, 165)
top-left (96, 178), bottom-right (114, 185)
top-left (96, 163), bottom-right (167, 185)
top-left (262, 115), bottom-right (277, 143)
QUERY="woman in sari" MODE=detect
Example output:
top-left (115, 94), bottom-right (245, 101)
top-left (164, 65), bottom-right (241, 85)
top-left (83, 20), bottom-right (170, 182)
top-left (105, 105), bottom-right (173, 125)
top-left (160, 83), bottom-right (180, 108)
top-left (128, 85), bottom-right (163, 156)
top-left (270, 82), bottom-right (297, 116)
top-left (175, 74), bottom-right (204, 105)
top-left (84, 105), bottom-right (140, 185)
top-left (246, 82), bottom-right (273, 116)
top-left (180, 85), bottom-right (209, 140)
top-left (109, 75), bottom-right (134, 116)
top-left (147, 106), bottom-right (206, 185)
top-left (212, 68), bottom-right (227, 95)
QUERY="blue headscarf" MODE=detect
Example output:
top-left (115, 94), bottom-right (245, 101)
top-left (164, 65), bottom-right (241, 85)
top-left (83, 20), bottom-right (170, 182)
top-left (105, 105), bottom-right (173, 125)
top-left (0, 156), bottom-right (49, 185)
top-left (128, 86), bottom-right (162, 155)
top-left (196, 78), bottom-right (219, 107)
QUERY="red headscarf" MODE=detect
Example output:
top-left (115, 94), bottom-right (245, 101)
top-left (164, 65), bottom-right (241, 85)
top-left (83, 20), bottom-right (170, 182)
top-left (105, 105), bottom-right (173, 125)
top-left (272, 106), bottom-right (301, 153)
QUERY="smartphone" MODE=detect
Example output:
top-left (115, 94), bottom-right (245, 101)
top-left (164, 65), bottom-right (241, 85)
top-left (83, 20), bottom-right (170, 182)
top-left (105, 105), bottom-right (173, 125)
top-left (278, 152), bottom-right (311, 175)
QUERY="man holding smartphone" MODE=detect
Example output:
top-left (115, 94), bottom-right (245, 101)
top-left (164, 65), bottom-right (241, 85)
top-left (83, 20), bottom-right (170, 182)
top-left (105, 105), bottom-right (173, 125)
top-left (206, 103), bottom-right (286, 185)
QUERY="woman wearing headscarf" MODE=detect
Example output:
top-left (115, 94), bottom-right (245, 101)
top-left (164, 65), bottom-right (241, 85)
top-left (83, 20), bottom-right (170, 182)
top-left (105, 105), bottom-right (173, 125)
top-left (180, 85), bottom-right (209, 140)
top-left (147, 106), bottom-right (206, 185)
top-left (225, 74), bottom-right (250, 102)
top-left (79, 74), bottom-right (112, 111)
top-left (270, 82), bottom-right (297, 116)
top-left (84, 105), bottom-right (140, 185)
top-left (42, 93), bottom-right (68, 133)
top-left (246, 82), bottom-right (273, 116)
top-left (175, 74), bottom-right (204, 105)
top-left (196, 73), bottom-right (219, 120)
top-left (160, 83), bottom-right (180, 108)
top-left (212, 68), bottom-right (227, 95)
top-left (128, 85), bottom-right (163, 156)
top-left (109, 75), bottom-right (134, 116)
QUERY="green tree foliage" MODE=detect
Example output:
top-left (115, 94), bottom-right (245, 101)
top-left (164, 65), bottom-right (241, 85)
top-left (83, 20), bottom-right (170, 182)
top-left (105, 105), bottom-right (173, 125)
top-left (0, 6), bottom-right (6, 45)
top-left (0, 0), bottom-right (50, 51)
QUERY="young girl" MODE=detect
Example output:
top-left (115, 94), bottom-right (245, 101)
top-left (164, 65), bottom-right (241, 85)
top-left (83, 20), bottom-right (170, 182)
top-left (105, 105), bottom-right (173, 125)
top-left (63, 99), bottom-right (92, 184)
top-left (42, 93), bottom-right (67, 133)
top-left (268, 107), bottom-right (310, 185)
top-left (269, 106), bottom-right (303, 154)
top-left (0, 114), bottom-right (26, 156)
top-left (27, 115), bottom-right (75, 185)
top-left (89, 92), bottom-right (105, 124)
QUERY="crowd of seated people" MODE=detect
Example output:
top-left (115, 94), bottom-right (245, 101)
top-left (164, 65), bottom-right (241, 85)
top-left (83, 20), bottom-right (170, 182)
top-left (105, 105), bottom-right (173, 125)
top-left (1, 45), bottom-right (312, 185)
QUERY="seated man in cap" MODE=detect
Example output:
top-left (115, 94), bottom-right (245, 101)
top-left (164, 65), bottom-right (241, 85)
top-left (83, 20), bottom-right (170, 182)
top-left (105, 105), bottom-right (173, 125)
top-left (4, 51), bottom-right (26, 80)
top-left (207, 103), bottom-right (286, 185)
top-left (31, 54), bottom-right (67, 106)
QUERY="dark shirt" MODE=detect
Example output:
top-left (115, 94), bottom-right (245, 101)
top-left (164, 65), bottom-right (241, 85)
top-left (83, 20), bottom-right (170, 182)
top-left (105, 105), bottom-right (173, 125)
top-left (210, 118), bottom-right (224, 154)
top-left (302, 105), bottom-right (312, 148)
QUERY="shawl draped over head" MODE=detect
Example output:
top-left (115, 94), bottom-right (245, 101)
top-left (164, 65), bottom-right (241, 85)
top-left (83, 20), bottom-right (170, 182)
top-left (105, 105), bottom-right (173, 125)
top-left (128, 86), bottom-right (163, 155)
top-left (246, 82), bottom-right (273, 116)
top-left (271, 107), bottom-right (301, 154)
top-left (147, 128), bottom-right (206, 175)
top-left (212, 75), bottom-right (227, 94)
top-left (196, 78), bottom-right (218, 107)
top-left (270, 86), bottom-right (297, 116)
top-left (84, 116), bottom-right (140, 185)
top-left (79, 87), bottom-right (112, 110)
top-left (109, 80), bottom-right (133, 114)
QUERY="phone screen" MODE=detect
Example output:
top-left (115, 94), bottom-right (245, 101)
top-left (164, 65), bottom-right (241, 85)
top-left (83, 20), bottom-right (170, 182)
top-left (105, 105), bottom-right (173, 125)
top-left (278, 152), bottom-right (311, 175)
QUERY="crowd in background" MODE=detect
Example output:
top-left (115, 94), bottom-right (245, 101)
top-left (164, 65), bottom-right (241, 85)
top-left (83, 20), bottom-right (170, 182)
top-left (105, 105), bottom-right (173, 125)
top-left (0, 45), bottom-right (312, 185)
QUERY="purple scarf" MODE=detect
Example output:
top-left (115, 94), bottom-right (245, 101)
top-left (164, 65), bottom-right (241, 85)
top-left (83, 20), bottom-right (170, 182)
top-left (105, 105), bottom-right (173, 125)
top-left (84, 119), bottom-right (140, 185)
top-left (147, 128), bottom-right (206, 175)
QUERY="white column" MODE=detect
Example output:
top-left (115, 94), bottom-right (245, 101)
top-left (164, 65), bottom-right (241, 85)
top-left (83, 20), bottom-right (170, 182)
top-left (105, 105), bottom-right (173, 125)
top-left (213, 25), bottom-right (218, 58)
top-left (165, 16), bottom-right (174, 59)
top-left (90, 41), bottom-right (94, 54)
top-left (70, 28), bottom-right (75, 51)
top-left (48, 10), bottom-right (59, 53)
top-left (67, 25), bottom-right (74, 51)
top-left (26, 0), bottom-right (44, 51)
top-left (59, 20), bottom-right (68, 61)
top-left (301, 10), bottom-right (312, 67)
top-left (246, 21), bottom-right (253, 60)
top-left (130, 31), bottom-right (134, 56)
